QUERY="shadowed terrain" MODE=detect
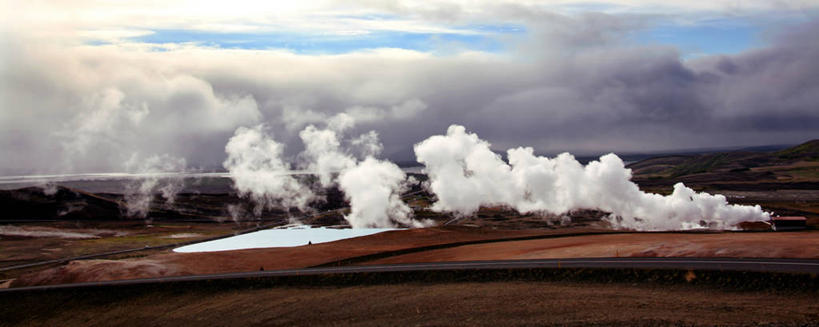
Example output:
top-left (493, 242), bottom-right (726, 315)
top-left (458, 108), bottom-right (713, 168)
top-left (2, 279), bottom-right (818, 326)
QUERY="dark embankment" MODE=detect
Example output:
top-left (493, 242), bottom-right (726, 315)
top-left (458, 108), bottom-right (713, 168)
top-left (2, 267), bottom-right (818, 326)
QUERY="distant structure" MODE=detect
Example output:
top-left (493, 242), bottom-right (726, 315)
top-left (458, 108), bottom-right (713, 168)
top-left (770, 216), bottom-right (807, 231)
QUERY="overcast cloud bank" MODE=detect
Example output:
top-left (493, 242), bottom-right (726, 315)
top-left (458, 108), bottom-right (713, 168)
top-left (1, 5), bottom-right (818, 174)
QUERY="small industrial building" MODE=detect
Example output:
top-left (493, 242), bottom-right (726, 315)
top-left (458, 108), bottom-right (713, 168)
top-left (770, 216), bottom-right (807, 231)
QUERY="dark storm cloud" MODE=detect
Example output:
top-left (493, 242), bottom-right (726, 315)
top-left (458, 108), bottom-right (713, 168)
top-left (451, 17), bottom-right (819, 154)
top-left (686, 20), bottom-right (819, 134)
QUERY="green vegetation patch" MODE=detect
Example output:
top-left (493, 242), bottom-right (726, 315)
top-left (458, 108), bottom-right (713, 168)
top-left (776, 140), bottom-right (819, 161)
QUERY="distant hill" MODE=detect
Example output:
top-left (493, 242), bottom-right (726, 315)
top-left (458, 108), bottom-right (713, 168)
top-left (775, 139), bottom-right (819, 160)
top-left (0, 184), bottom-right (349, 222)
top-left (0, 186), bottom-right (124, 221)
top-left (628, 139), bottom-right (819, 190)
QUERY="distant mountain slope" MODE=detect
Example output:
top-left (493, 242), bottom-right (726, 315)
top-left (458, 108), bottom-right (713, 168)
top-left (628, 139), bottom-right (819, 189)
top-left (0, 184), bottom-right (348, 222)
top-left (0, 186), bottom-right (124, 221)
top-left (775, 139), bottom-right (819, 160)
top-left (629, 151), bottom-right (774, 177)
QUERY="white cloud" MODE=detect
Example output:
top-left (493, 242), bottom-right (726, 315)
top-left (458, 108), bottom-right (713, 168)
top-left (9, 1), bottom-right (815, 47)
top-left (282, 99), bottom-right (428, 133)
top-left (1, 1), bottom-right (818, 176)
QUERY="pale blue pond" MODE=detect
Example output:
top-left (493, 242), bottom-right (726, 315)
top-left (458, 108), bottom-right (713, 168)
top-left (173, 226), bottom-right (397, 253)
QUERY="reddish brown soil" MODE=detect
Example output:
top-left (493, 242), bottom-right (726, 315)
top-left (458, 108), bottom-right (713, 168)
top-left (11, 227), bottom-right (604, 286)
top-left (4, 281), bottom-right (818, 326)
top-left (363, 231), bottom-right (819, 265)
top-left (12, 228), bottom-right (819, 287)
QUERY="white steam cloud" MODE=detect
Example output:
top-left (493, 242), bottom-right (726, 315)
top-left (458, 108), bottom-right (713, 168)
top-left (224, 116), bottom-right (430, 228)
top-left (223, 125), bottom-right (316, 216)
top-left (339, 157), bottom-right (424, 228)
top-left (223, 122), bottom-right (769, 230)
top-left (414, 125), bottom-right (770, 231)
top-left (299, 124), bottom-right (356, 187)
top-left (123, 154), bottom-right (186, 218)
top-left (298, 117), bottom-right (429, 228)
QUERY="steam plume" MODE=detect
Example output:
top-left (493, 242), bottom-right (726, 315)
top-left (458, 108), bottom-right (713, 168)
top-left (123, 154), bottom-right (186, 218)
top-left (299, 124), bottom-right (356, 187)
top-left (414, 125), bottom-right (770, 230)
top-left (224, 116), bottom-right (430, 228)
top-left (223, 125), bottom-right (315, 216)
top-left (339, 157), bottom-right (426, 228)
top-left (296, 117), bottom-right (429, 228)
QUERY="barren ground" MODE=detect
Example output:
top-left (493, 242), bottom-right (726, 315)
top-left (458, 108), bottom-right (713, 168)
top-left (9, 227), bottom-right (607, 286)
top-left (2, 281), bottom-right (818, 326)
top-left (0, 221), bottom-right (250, 279)
top-left (11, 227), bottom-right (819, 288)
top-left (362, 230), bottom-right (819, 265)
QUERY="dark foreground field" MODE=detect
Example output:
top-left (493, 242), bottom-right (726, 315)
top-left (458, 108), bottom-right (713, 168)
top-left (3, 275), bottom-right (818, 326)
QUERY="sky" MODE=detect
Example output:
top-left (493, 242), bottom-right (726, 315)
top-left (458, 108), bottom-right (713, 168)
top-left (1, 0), bottom-right (818, 174)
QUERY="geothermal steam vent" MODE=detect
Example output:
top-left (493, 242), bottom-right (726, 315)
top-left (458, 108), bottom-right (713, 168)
top-left (220, 117), bottom-right (768, 231)
top-left (414, 125), bottom-right (770, 230)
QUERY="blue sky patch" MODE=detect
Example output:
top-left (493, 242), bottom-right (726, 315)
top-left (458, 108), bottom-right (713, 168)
top-left (632, 18), bottom-right (762, 55)
top-left (130, 27), bottom-right (524, 54)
